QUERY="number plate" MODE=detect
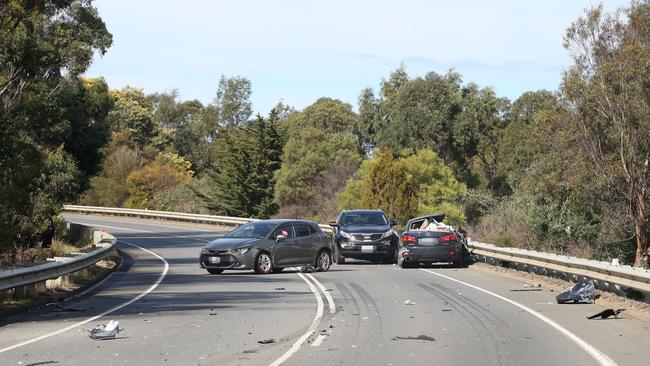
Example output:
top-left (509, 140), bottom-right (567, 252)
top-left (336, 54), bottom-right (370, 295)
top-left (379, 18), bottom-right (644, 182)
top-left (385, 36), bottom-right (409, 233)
top-left (419, 238), bottom-right (439, 246)
top-left (361, 245), bottom-right (374, 253)
top-left (208, 256), bottom-right (221, 264)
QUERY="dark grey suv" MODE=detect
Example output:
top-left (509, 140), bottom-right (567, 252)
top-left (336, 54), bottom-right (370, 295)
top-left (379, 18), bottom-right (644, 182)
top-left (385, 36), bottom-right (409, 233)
top-left (199, 219), bottom-right (332, 274)
top-left (329, 210), bottom-right (399, 264)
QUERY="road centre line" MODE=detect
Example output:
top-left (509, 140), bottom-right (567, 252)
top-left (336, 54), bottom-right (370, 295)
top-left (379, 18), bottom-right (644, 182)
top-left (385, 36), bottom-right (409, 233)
top-left (0, 239), bottom-right (169, 354)
top-left (269, 273), bottom-right (324, 366)
top-left (420, 268), bottom-right (618, 366)
top-left (306, 273), bottom-right (336, 314)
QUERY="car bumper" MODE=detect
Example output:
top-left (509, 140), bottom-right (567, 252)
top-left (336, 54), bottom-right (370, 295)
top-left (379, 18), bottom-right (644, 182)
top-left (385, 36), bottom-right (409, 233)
top-left (399, 246), bottom-right (461, 263)
top-left (337, 239), bottom-right (396, 258)
top-left (199, 250), bottom-right (257, 270)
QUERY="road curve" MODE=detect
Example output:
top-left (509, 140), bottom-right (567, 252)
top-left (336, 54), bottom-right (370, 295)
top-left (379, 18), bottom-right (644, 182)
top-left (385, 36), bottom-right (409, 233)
top-left (0, 215), bottom-right (647, 366)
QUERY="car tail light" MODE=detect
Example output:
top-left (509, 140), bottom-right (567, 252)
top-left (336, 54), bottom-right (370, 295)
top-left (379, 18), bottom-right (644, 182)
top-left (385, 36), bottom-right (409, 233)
top-left (402, 234), bottom-right (416, 245)
top-left (440, 233), bottom-right (457, 242)
top-left (449, 249), bottom-right (457, 257)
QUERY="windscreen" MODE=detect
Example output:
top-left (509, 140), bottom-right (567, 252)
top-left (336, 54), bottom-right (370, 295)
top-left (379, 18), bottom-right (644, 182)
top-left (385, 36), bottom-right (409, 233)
top-left (225, 222), bottom-right (277, 239)
top-left (340, 212), bottom-right (387, 226)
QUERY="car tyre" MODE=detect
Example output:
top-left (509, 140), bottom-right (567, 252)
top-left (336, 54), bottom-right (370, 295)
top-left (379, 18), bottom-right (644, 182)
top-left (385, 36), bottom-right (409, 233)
top-left (206, 268), bottom-right (224, 275)
top-left (316, 250), bottom-right (331, 272)
top-left (398, 257), bottom-right (409, 268)
top-left (272, 267), bottom-right (284, 273)
top-left (254, 252), bottom-right (273, 274)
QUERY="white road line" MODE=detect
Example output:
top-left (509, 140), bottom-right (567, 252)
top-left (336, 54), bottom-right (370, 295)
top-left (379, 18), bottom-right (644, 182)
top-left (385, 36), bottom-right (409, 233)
top-left (306, 273), bottom-right (336, 314)
top-left (420, 269), bottom-right (618, 366)
top-left (65, 216), bottom-right (219, 233)
top-left (76, 223), bottom-right (210, 243)
top-left (269, 273), bottom-right (324, 366)
top-left (310, 334), bottom-right (327, 347)
top-left (0, 240), bottom-right (169, 354)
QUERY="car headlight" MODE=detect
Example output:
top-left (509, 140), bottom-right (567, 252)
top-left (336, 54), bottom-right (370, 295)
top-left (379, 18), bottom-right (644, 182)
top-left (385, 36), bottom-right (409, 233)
top-left (340, 230), bottom-right (354, 240)
top-left (230, 247), bottom-right (250, 255)
top-left (381, 230), bottom-right (394, 239)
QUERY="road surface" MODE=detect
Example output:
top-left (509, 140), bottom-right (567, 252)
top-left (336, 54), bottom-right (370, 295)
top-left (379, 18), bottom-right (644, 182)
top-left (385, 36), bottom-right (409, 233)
top-left (1, 215), bottom-right (647, 366)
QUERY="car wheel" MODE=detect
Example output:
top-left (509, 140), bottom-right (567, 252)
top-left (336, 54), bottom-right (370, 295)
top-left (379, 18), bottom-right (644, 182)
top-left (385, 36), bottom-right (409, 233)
top-left (254, 252), bottom-right (273, 274)
top-left (272, 267), bottom-right (284, 273)
top-left (316, 250), bottom-right (331, 272)
top-left (206, 268), bottom-right (224, 275)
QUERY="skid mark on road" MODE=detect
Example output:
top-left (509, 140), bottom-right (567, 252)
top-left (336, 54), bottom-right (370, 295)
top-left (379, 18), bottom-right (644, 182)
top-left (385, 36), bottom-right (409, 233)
top-left (418, 283), bottom-right (503, 366)
top-left (420, 269), bottom-right (618, 366)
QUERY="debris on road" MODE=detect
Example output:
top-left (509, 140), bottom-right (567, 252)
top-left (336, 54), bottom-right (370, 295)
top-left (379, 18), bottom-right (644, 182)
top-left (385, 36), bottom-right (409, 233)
top-left (274, 287), bottom-right (285, 291)
top-left (56, 304), bottom-right (85, 312)
top-left (556, 280), bottom-right (595, 304)
top-left (242, 349), bottom-right (257, 354)
top-left (300, 265), bottom-right (316, 273)
top-left (587, 308), bottom-right (625, 319)
top-left (87, 320), bottom-right (121, 340)
top-left (442, 309), bottom-right (452, 312)
top-left (392, 335), bottom-right (436, 342)
top-left (510, 288), bottom-right (543, 292)
top-left (404, 300), bottom-right (416, 305)
top-left (257, 339), bottom-right (276, 344)
top-left (209, 313), bottom-right (217, 316)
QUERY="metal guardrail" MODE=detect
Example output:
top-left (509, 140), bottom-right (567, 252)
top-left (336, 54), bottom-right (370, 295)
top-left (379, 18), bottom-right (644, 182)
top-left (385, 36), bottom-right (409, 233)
top-left (0, 231), bottom-right (117, 292)
top-left (469, 240), bottom-right (650, 295)
top-left (63, 205), bottom-right (335, 233)
top-left (62, 205), bottom-right (649, 297)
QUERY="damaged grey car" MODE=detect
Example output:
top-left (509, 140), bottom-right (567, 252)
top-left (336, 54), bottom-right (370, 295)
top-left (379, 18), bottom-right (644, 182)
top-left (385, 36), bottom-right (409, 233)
top-left (199, 219), bottom-right (333, 274)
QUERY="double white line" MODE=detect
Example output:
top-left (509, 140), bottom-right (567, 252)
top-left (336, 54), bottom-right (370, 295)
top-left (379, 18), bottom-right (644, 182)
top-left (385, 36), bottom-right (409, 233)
top-left (269, 273), bottom-right (335, 366)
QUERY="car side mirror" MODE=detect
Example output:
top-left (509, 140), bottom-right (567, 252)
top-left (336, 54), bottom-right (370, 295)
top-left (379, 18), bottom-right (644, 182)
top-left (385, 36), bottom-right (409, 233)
top-left (329, 222), bottom-right (339, 228)
top-left (390, 219), bottom-right (398, 226)
top-left (276, 234), bottom-right (287, 242)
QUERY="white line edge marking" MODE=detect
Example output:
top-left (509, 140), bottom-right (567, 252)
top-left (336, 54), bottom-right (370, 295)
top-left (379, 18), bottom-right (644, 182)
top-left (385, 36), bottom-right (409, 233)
top-left (307, 273), bottom-right (335, 314)
top-left (74, 222), bottom-right (210, 243)
top-left (310, 334), bottom-right (326, 347)
top-left (64, 215), bottom-right (218, 232)
top-left (419, 268), bottom-right (618, 366)
top-left (0, 239), bottom-right (169, 354)
top-left (269, 273), bottom-right (324, 366)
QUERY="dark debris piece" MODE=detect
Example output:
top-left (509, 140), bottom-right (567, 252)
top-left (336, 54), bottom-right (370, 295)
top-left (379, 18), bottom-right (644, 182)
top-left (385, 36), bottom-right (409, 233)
top-left (392, 335), bottom-right (436, 342)
top-left (257, 339), bottom-right (276, 344)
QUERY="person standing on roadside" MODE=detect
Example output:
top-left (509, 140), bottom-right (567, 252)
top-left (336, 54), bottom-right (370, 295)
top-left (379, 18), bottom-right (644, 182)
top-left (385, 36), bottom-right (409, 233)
top-left (40, 217), bottom-right (55, 248)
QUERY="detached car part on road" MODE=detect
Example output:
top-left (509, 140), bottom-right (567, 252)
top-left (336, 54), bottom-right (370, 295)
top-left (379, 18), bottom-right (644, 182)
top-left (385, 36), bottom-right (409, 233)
top-left (199, 219), bottom-right (333, 274)
top-left (329, 210), bottom-right (399, 264)
top-left (398, 214), bottom-right (468, 268)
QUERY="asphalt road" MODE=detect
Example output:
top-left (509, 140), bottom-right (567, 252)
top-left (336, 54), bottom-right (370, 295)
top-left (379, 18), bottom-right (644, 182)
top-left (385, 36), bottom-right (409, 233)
top-left (1, 215), bottom-right (648, 366)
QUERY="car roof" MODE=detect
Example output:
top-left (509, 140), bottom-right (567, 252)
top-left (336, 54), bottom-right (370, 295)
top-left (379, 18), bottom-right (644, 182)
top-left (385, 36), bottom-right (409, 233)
top-left (340, 209), bottom-right (385, 214)
top-left (407, 213), bottom-right (446, 223)
top-left (251, 219), bottom-right (319, 225)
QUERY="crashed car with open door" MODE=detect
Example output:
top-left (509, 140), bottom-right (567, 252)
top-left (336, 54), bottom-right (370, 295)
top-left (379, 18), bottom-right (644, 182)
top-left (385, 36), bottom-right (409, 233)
top-left (397, 214), bottom-right (468, 268)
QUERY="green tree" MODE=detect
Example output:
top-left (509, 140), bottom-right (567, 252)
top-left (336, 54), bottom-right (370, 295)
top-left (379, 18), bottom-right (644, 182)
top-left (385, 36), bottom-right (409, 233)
top-left (562, 2), bottom-right (650, 266)
top-left (125, 153), bottom-right (194, 209)
top-left (0, 0), bottom-right (111, 251)
top-left (108, 87), bottom-right (159, 147)
top-left (214, 75), bottom-right (252, 129)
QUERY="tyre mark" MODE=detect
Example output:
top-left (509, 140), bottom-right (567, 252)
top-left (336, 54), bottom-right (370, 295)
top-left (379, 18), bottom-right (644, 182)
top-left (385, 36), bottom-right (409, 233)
top-left (430, 283), bottom-right (509, 328)
top-left (417, 283), bottom-right (503, 366)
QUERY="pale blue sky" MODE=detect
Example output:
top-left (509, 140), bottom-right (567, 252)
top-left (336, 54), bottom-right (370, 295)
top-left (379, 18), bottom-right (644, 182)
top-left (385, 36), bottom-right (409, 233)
top-left (86, 0), bottom-right (629, 113)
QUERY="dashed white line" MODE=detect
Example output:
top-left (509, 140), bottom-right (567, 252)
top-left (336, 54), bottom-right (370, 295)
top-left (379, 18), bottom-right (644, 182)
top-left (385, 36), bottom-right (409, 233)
top-left (268, 273), bottom-right (324, 366)
top-left (420, 268), bottom-right (618, 366)
top-left (0, 239), bottom-right (169, 354)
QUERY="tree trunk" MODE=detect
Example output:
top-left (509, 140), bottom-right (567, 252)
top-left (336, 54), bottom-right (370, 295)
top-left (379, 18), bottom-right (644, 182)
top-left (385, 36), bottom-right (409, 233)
top-left (633, 189), bottom-right (647, 267)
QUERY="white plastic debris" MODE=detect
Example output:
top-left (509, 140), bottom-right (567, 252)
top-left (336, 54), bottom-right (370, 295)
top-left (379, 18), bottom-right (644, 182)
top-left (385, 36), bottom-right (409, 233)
top-left (404, 299), bottom-right (416, 305)
top-left (88, 320), bottom-right (121, 340)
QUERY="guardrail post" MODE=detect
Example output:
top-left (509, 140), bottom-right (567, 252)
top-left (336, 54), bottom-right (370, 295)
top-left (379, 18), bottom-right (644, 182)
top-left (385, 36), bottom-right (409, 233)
top-left (25, 281), bottom-right (46, 298)
top-left (13, 285), bottom-right (27, 299)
